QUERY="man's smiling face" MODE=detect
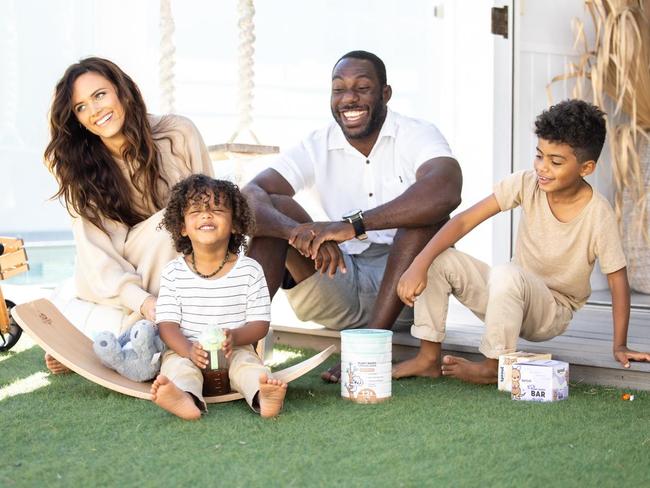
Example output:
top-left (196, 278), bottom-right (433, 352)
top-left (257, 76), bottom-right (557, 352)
top-left (330, 57), bottom-right (390, 142)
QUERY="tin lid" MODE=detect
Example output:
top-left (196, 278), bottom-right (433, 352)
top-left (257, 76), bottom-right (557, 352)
top-left (340, 329), bottom-right (393, 342)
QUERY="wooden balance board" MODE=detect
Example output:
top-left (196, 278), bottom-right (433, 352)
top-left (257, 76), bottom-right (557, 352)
top-left (12, 299), bottom-right (335, 404)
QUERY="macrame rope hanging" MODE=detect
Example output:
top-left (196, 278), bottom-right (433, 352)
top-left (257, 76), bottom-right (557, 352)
top-left (232, 0), bottom-right (256, 143)
top-left (159, 0), bottom-right (176, 114)
top-left (209, 0), bottom-right (278, 159)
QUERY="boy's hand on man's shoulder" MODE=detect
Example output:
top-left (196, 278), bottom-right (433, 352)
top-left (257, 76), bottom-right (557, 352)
top-left (613, 345), bottom-right (650, 368)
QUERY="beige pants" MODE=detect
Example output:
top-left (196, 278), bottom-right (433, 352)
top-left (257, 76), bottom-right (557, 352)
top-left (160, 345), bottom-right (271, 411)
top-left (413, 249), bottom-right (573, 359)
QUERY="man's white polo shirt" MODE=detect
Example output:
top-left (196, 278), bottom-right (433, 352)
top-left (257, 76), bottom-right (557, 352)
top-left (269, 109), bottom-right (454, 255)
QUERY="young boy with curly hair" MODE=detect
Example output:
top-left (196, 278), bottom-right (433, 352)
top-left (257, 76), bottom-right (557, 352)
top-left (151, 174), bottom-right (287, 419)
top-left (393, 99), bottom-right (650, 384)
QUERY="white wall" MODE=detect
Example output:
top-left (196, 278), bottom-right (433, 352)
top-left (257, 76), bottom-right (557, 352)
top-left (0, 0), bottom-right (495, 262)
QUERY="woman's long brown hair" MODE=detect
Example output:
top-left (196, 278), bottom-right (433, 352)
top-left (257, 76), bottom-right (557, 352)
top-left (44, 57), bottom-right (170, 232)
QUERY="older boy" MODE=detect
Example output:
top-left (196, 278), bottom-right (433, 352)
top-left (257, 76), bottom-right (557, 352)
top-left (393, 99), bottom-right (650, 384)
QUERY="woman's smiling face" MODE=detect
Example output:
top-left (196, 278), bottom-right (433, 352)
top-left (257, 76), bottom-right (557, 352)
top-left (71, 71), bottom-right (126, 146)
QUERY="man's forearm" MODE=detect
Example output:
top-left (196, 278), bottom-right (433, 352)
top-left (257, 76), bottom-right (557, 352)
top-left (244, 185), bottom-right (301, 239)
top-left (364, 159), bottom-right (462, 231)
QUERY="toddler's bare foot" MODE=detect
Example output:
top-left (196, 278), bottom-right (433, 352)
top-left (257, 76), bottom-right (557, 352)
top-left (258, 374), bottom-right (287, 418)
top-left (392, 353), bottom-right (441, 379)
top-left (441, 355), bottom-right (498, 384)
top-left (150, 375), bottom-right (201, 420)
top-left (45, 353), bottom-right (71, 374)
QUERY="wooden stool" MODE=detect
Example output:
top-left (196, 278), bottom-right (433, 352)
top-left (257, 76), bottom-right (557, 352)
top-left (0, 237), bottom-right (29, 351)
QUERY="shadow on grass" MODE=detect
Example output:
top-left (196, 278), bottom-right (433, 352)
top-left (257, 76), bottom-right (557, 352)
top-left (0, 345), bottom-right (46, 388)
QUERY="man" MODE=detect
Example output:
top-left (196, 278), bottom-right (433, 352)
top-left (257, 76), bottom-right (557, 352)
top-left (243, 50), bottom-right (462, 382)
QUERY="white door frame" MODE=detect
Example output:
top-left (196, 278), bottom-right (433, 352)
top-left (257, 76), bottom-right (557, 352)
top-left (491, 0), bottom-right (515, 265)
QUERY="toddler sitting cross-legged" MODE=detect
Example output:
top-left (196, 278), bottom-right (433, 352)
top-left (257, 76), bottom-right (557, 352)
top-left (151, 174), bottom-right (286, 420)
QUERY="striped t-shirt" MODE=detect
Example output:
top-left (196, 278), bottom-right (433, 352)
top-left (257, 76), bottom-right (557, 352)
top-left (155, 255), bottom-right (271, 340)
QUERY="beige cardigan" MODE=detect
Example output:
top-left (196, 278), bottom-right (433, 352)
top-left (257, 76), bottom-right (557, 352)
top-left (70, 114), bottom-right (214, 314)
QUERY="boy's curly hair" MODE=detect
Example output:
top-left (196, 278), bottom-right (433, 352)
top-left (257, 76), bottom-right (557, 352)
top-left (534, 99), bottom-right (606, 164)
top-left (160, 174), bottom-right (255, 255)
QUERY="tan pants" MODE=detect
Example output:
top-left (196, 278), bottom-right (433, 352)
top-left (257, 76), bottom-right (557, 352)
top-left (160, 345), bottom-right (271, 411)
top-left (413, 249), bottom-right (573, 359)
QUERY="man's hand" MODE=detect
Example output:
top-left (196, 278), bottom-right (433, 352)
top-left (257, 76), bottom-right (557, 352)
top-left (397, 262), bottom-right (428, 307)
top-left (222, 329), bottom-right (236, 359)
top-left (189, 341), bottom-right (208, 369)
top-left (613, 345), bottom-right (650, 368)
top-left (289, 221), bottom-right (355, 257)
top-left (140, 295), bottom-right (157, 322)
top-left (314, 241), bottom-right (347, 277)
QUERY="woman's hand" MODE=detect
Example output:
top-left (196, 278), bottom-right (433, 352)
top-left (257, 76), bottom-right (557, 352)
top-left (189, 341), bottom-right (208, 369)
top-left (139, 295), bottom-right (157, 322)
top-left (397, 262), bottom-right (429, 307)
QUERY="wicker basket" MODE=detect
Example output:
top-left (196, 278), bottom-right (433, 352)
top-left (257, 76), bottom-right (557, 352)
top-left (621, 138), bottom-right (650, 294)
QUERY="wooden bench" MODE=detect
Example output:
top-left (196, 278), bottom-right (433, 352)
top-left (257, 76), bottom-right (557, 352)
top-left (270, 292), bottom-right (650, 391)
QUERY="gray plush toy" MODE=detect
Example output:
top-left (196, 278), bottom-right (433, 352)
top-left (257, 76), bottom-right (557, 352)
top-left (93, 320), bottom-right (165, 382)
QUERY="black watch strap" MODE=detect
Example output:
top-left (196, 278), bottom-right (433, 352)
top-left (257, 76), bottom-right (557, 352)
top-left (350, 216), bottom-right (366, 237)
top-left (343, 210), bottom-right (367, 240)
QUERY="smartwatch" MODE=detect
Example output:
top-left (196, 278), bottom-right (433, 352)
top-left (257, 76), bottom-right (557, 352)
top-left (342, 209), bottom-right (368, 241)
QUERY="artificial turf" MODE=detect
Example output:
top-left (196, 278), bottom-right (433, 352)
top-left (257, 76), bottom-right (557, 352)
top-left (1, 343), bottom-right (648, 487)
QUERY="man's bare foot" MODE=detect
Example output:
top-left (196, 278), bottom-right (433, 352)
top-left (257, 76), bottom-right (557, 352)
top-left (258, 374), bottom-right (287, 418)
top-left (150, 375), bottom-right (201, 420)
top-left (321, 363), bottom-right (341, 383)
top-left (392, 354), bottom-right (441, 379)
top-left (44, 353), bottom-right (71, 375)
top-left (441, 355), bottom-right (498, 384)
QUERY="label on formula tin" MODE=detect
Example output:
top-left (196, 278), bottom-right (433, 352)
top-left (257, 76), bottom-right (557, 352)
top-left (341, 360), bottom-right (391, 403)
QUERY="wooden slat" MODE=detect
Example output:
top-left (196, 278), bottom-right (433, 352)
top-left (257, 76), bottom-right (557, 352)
top-left (0, 237), bottom-right (24, 251)
top-left (208, 143), bottom-right (279, 161)
top-left (0, 249), bottom-right (28, 272)
top-left (0, 263), bottom-right (29, 280)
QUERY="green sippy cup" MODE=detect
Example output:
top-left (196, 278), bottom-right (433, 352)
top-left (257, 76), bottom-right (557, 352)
top-left (199, 324), bottom-right (231, 396)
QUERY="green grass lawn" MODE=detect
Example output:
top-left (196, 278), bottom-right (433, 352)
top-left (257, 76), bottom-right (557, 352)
top-left (2, 342), bottom-right (648, 487)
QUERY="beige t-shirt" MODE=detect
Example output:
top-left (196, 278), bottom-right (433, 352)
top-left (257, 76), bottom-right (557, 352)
top-left (494, 170), bottom-right (626, 311)
top-left (70, 114), bottom-right (214, 313)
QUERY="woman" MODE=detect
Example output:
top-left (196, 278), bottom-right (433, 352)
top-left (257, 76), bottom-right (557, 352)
top-left (44, 57), bottom-right (213, 373)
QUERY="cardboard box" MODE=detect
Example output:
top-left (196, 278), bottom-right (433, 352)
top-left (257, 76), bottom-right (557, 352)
top-left (498, 352), bottom-right (552, 392)
top-left (511, 360), bottom-right (569, 402)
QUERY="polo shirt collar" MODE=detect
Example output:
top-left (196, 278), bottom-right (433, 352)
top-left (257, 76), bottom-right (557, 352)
top-left (328, 108), bottom-right (397, 151)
